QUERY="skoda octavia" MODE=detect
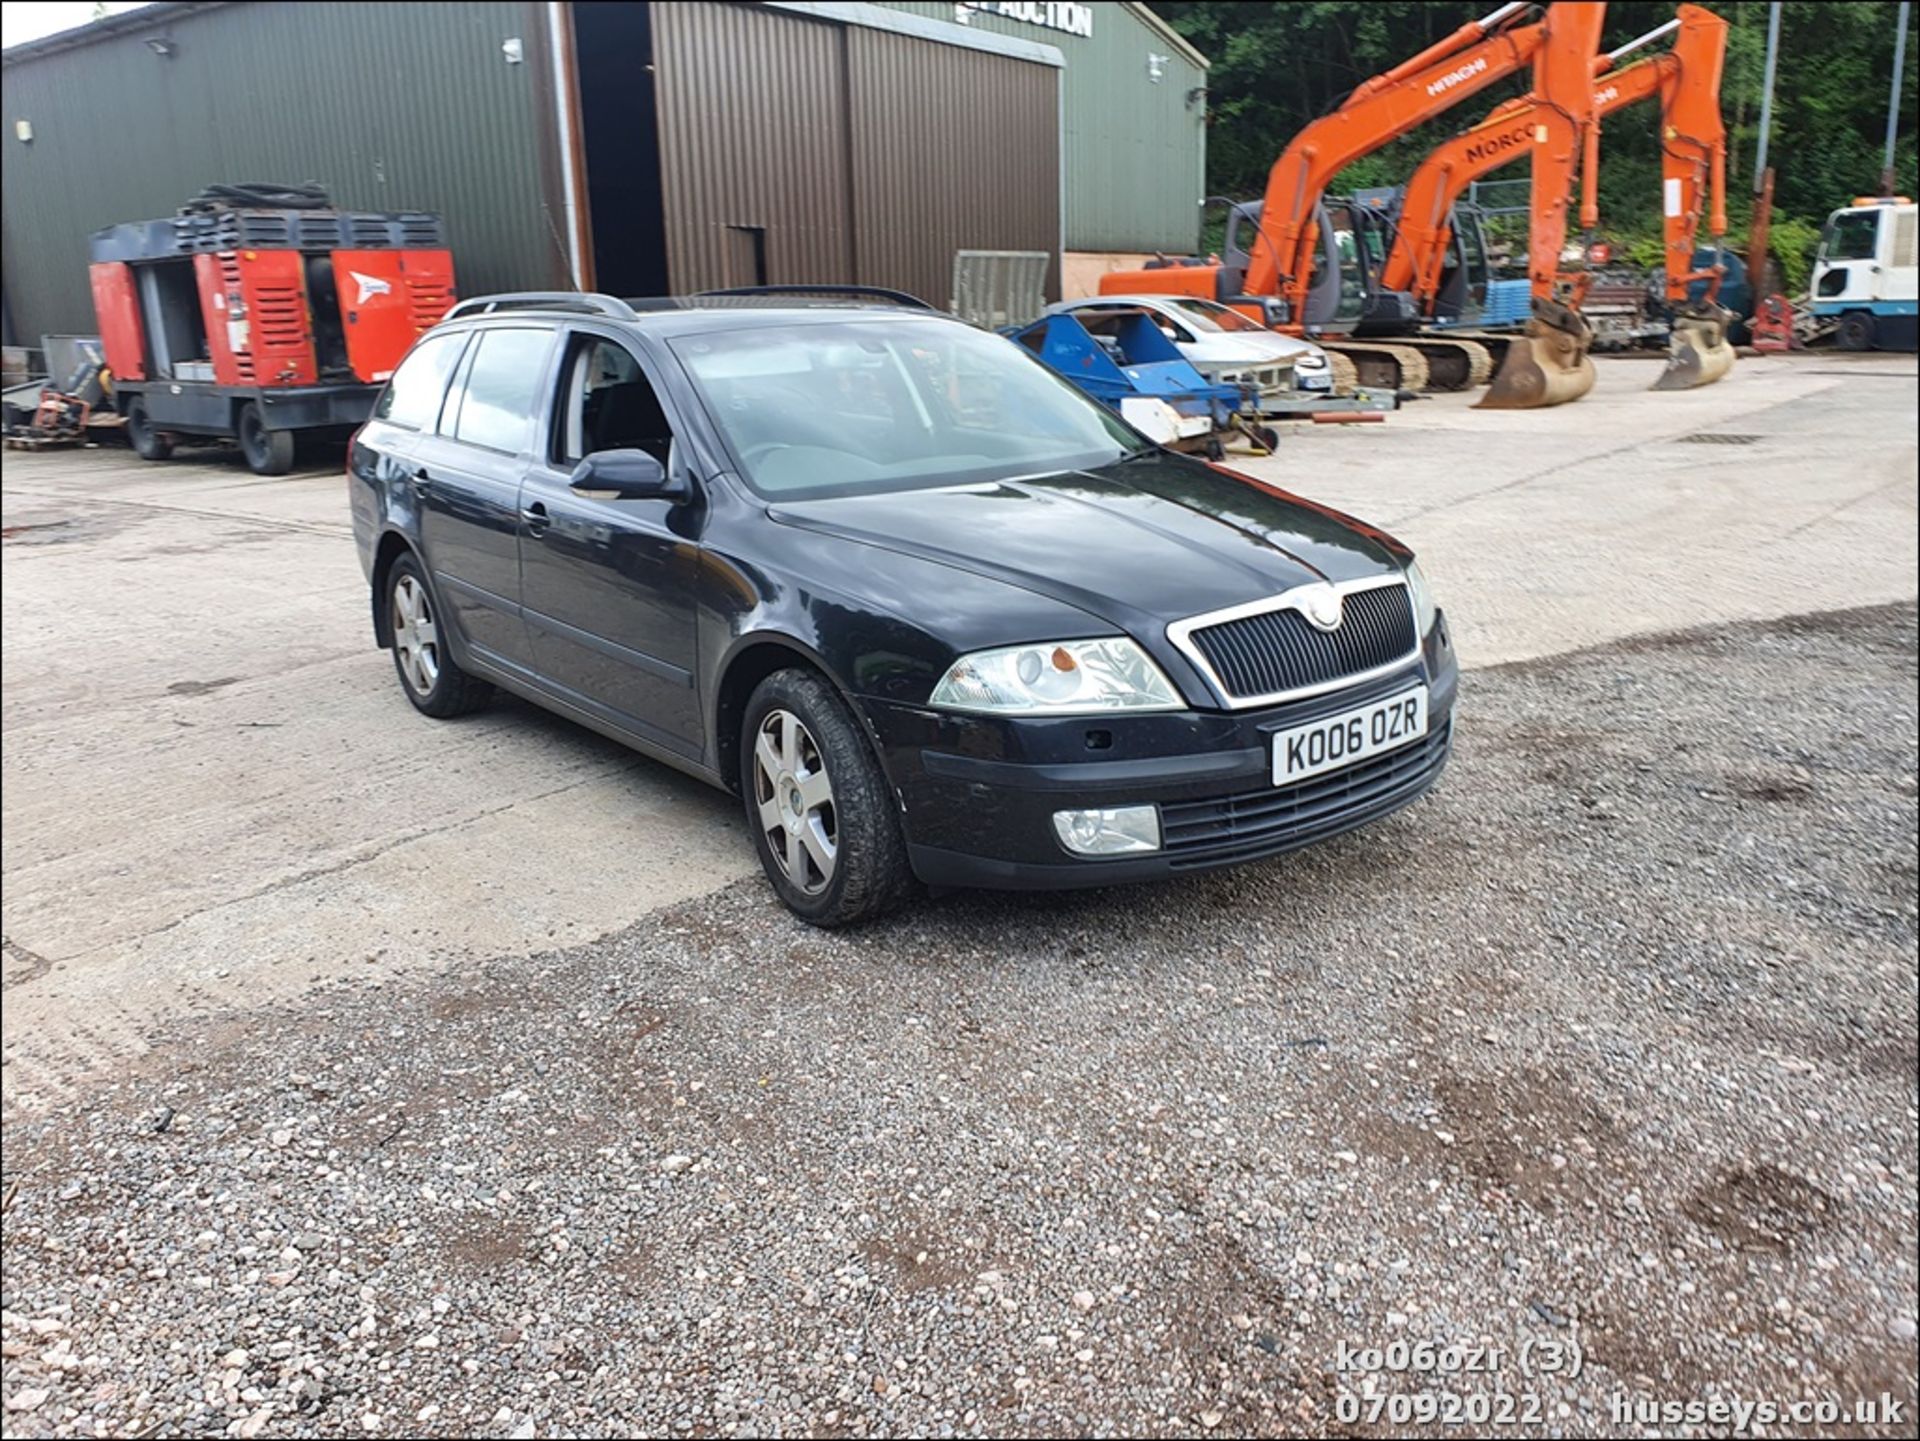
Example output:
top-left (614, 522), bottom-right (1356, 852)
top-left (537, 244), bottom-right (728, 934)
top-left (349, 292), bottom-right (1457, 926)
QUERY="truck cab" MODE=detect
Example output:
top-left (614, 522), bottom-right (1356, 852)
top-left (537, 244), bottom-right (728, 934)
top-left (1808, 198), bottom-right (1918, 352)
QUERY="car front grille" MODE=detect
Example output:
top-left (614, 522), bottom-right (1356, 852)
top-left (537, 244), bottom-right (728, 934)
top-left (1160, 719), bottom-right (1450, 868)
top-left (1184, 582), bottom-right (1417, 703)
top-left (1212, 365), bottom-right (1290, 393)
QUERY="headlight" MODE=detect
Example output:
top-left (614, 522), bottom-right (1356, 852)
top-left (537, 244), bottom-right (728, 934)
top-left (1406, 559), bottom-right (1439, 636)
top-left (1294, 353), bottom-right (1328, 371)
top-left (930, 637), bottom-right (1183, 715)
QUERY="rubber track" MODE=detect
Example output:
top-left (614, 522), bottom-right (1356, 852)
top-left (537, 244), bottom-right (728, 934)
top-left (1440, 329), bottom-right (1519, 376)
top-left (1326, 351), bottom-right (1362, 395)
top-left (1395, 337), bottom-right (1494, 389)
top-left (1322, 341), bottom-right (1431, 394)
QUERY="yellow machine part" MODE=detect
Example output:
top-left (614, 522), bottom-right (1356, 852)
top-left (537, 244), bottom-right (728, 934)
top-left (1476, 299), bottom-right (1597, 410)
top-left (1653, 307), bottom-right (1737, 390)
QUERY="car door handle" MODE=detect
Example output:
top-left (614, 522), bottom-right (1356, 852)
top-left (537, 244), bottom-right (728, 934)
top-left (406, 466), bottom-right (431, 490)
top-left (521, 501), bottom-right (550, 535)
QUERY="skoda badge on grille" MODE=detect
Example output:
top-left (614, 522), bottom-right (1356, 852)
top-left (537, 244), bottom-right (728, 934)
top-left (1299, 584), bottom-right (1344, 632)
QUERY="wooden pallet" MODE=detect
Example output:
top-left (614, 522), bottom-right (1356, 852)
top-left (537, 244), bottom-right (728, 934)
top-left (4, 432), bottom-right (85, 450)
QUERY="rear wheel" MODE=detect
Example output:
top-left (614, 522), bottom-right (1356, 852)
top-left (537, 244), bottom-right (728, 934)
top-left (1837, 311), bottom-right (1877, 352)
top-left (237, 402), bottom-right (295, 475)
top-left (125, 399), bottom-right (173, 461)
top-left (387, 553), bottom-right (490, 717)
top-left (740, 668), bottom-right (914, 927)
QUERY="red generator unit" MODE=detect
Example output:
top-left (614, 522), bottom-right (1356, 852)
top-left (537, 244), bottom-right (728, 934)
top-left (88, 183), bottom-right (455, 474)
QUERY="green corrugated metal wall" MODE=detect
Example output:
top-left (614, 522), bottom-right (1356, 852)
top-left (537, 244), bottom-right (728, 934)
top-left (1, 1), bottom-right (559, 346)
top-left (877, 1), bottom-right (1205, 253)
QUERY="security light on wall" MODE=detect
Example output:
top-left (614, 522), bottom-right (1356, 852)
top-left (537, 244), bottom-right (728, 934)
top-left (1147, 53), bottom-right (1168, 83)
top-left (145, 36), bottom-right (177, 57)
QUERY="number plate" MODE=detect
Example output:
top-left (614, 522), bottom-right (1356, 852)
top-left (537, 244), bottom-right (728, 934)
top-left (1272, 687), bottom-right (1428, 786)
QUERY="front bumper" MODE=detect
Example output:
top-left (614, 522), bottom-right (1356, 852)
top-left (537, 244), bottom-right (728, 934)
top-left (867, 616), bottom-right (1459, 891)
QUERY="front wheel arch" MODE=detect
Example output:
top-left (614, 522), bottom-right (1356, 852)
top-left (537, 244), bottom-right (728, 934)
top-left (712, 635), bottom-right (894, 799)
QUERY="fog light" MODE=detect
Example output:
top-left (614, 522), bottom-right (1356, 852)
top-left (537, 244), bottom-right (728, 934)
top-left (1052, 804), bottom-right (1161, 856)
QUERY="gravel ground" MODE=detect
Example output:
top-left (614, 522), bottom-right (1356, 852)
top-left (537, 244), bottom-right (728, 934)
top-left (3, 604), bottom-right (1915, 1439)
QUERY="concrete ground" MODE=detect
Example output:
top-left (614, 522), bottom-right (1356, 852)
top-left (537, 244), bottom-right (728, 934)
top-left (2, 350), bottom-right (1915, 1115)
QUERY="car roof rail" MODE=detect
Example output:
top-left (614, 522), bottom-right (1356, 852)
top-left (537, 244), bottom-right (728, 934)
top-left (694, 284), bottom-right (937, 311)
top-left (443, 292), bottom-right (639, 321)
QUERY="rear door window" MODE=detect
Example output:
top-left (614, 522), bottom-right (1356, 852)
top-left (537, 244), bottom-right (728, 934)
top-left (448, 327), bottom-right (556, 454)
top-left (373, 331), bottom-right (467, 430)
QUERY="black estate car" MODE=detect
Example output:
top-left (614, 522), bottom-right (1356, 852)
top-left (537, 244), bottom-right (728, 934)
top-left (349, 291), bottom-right (1457, 925)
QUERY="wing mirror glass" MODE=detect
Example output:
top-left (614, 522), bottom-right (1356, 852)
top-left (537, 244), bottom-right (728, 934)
top-left (567, 448), bottom-right (688, 501)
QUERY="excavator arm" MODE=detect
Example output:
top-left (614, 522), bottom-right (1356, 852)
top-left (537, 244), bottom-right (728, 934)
top-left (1094, 1), bottom-right (1612, 407)
top-left (1646, 5), bottom-right (1734, 388)
top-left (1379, 5), bottom-right (1732, 394)
top-left (1463, 1), bottom-right (1610, 408)
top-left (1649, 6), bottom-right (1729, 302)
top-left (1242, 1), bottom-right (1552, 314)
top-left (1383, 51), bottom-right (1669, 306)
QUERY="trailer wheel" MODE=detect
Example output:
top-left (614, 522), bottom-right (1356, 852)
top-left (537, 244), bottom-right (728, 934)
top-left (1837, 311), bottom-right (1877, 352)
top-left (125, 399), bottom-right (173, 462)
top-left (237, 402), bottom-right (295, 476)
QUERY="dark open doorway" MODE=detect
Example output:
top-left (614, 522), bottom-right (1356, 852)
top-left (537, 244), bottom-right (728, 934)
top-left (573, 3), bottom-right (669, 299)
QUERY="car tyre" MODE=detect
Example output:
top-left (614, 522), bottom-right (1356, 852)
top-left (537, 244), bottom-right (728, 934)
top-left (741, 668), bottom-right (915, 927)
top-left (125, 398), bottom-right (173, 461)
top-left (387, 553), bottom-right (490, 717)
top-left (237, 401), bottom-right (296, 475)
top-left (1837, 311), bottom-right (1876, 352)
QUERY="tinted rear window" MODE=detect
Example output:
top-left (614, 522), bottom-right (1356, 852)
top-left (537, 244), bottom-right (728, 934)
top-left (374, 332), bottom-right (467, 431)
top-left (451, 328), bottom-right (554, 454)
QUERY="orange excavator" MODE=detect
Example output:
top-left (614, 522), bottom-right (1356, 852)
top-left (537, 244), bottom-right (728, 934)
top-left (1383, 4), bottom-right (1733, 390)
top-left (1098, 1), bottom-right (1611, 408)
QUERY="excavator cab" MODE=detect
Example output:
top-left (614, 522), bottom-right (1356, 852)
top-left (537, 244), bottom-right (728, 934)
top-left (1341, 191), bottom-right (1427, 337)
top-left (1429, 203), bottom-right (1494, 324)
top-left (1222, 199), bottom-right (1416, 337)
top-left (1342, 185), bottom-right (1496, 326)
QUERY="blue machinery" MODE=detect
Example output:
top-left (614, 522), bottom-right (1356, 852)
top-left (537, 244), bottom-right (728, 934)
top-left (1007, 311), bottom-right (1278, 457)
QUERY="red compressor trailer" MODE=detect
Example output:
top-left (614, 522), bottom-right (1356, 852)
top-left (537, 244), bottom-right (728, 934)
top-left (88, 183), bottom-right (455, 474)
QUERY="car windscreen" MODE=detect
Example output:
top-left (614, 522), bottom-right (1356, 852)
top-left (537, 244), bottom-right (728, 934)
top-left (669, 319), bottom-right (1148, 499)
top-left (1821, 210), bottom-right (1880, 261)
top-left (1162, 298), bottom-right (1264, 334)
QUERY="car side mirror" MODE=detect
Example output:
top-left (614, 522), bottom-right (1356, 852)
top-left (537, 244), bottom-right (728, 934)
top-left (567, 448), bottom-right (688, 501)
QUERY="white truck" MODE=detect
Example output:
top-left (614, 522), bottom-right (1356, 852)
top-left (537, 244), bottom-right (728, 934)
top-left (1808, 197), bottom-right (1918, 351)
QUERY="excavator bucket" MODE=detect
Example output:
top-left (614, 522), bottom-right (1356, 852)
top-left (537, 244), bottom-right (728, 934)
top-left (1653, 303), bottom-right (1737, 390)
top-left (1475, 298), bottom-right (1597, 410)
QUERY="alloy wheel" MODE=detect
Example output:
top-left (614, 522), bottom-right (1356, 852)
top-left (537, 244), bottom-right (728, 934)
top-left (391, 574), bottom-right (441, 695)
top-left (753, 708), bottom-right (837, 895)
